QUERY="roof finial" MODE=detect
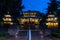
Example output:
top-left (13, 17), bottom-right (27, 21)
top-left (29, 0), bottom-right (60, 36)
top-left (7, 11), bottom-right (9, 14)
top-left (49, 12), bottom-right (51, 14)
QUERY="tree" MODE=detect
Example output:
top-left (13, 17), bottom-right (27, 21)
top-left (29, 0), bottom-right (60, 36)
top-left (47, 0), bottom-right (58, 15)
top-left (56, 1), bottom-right (60, 28)
top-left (46, 0), bottom-right (58, 28)
top-left (46, 0), bottom-right (60, 38)
top-left (0, 0), bottom-right (24, 31)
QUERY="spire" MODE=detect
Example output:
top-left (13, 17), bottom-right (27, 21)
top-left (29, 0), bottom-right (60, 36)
top-left (7, 11), bottom-right (10, 14)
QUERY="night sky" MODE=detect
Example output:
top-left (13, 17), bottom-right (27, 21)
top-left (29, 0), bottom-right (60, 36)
top-left (22, 0), bottom-right (50, 14)
top-left (22, 0), bottom-right (60, 14)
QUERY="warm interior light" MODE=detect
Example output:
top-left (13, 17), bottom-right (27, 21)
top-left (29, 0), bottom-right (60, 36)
top-left (50, 18), bottom-right (54, 20)
top-left (47, 18), bottom-right (51, 21)
top-left (48, 15), bottom-right (54, 17)
top-left (4, 22), bottom-right (13, 24)
top-left (47, 17), bottom-right (58, 22)
top-left (9, 18), bottom-right (12, 21)
top-left (54, 22), bottom-right (58, 27)
top-left (19, 18), bottom-right (40, 24)
top-left (4, 22), bottom-right (7, 24)
top-left (40, 19), bottom-right (42, 20)
top-left (10, 22), bottom-right (13, 25)
top-left (26, 19), bottom-right (29, 22)
top-left (34, 19), bottom-right (39, 24)
top-left (20, 18), bottom-right (26, 24)
top-left (3, 18), bottom-right (12, 21)
top-left (30, 13), bottom-right (36, 17)
top-left (30, 18), bottom-right (34, 22)
top-left (46, 22), bottom-right (58, 28)
top-left (54, 17), bottom-right (57, 21)
top-left (4, 15), bottom-right (11, 17)
top-left (46, 14), bottom-right (58, 28)
top-left (46, 22), bottom-right (53, 28)
top-left (46, 23), bottom-right (48, 25)
top-left (32, 19), bottom-right (34, 22)
top-left (23, 13), bottom-right (29, 17)
top-left (56, 22), bottom-right (58, 25)
top-left (23, 12), bottom-right (36, 17)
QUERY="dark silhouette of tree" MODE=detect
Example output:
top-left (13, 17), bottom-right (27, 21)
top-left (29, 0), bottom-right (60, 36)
top-left (45, 0), bottom-right (58, 30)
top-left (56, 1), bottom-right (60, 28)
top-left (46, 0), bottom-right (60, 37)
top-left (40, 0), bottom-right (58, 30)
top-left (46, 0), bottom-right (58, 15)
top-left (39, 13), bottom-right (46, 30)
top-left (0, 0), bottom-right (24, 17)
top-left (0, 0), bottom-right (24, 31)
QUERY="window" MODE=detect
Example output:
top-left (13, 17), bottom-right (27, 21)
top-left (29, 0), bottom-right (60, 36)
top-left (4, 15), bottom-right (11, 17)
top-left (4, 22), bottom-right (13, 25)
top-left (30, 18), bottom-right (34, 22)
top-left (47, 18), bottom-right (51, 21)
top-left (3, 18), bottom-right (12, 21)
top-left (54, 17), bottom-right (57, 21)
top-left (34, 19), bottom-right (39, 24)
top-left (20, 18), bottom-right (26, 24)
top-left (23, 13), bottom-right (29, 17)
top-left (30, 13), bottom-right (36, 17)
top-left (46, 22), bottom-right (58, 28)
top-left (50, 18), bottom-right (54, 21)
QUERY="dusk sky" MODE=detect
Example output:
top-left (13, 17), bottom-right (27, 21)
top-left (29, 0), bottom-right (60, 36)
top-left (22, 0), bottom-right (50, 14)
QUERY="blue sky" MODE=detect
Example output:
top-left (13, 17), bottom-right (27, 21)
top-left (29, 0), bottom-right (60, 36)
top-left (22, 0), bottom-right (50, 14)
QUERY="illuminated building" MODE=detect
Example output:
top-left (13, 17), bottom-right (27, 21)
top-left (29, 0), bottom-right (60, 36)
top-left (0, 0), bottom-right (23, 32)
top-left (1, 11), bottom-right (20, 30)
top-left (3, 12), bottom-right (13, 26)
top-left (18, 11), bottom-right (42, 30)
top-left (46, 12), bottom-right (58, 28)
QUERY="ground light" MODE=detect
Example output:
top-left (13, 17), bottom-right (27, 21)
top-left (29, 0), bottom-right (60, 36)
top-left (28, 29), bottom-right (31, 40)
